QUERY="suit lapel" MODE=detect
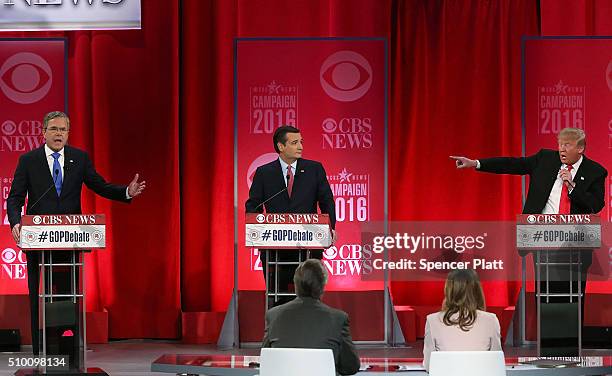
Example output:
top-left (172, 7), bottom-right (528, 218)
top-left (60, 146), bottom-right (74, 199)
top-left (573, 155), bottom-right (590, 186)
top-left (36, 146), bottom-right (58, 198)
top-left (291, 159), bottom-right (304, 199)
top-left (543, 153), bottom-right (562, 194)
top-left (272, 159), bottom-right (290, 201)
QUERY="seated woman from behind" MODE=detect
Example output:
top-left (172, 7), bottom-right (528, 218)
top-left (423, 269), bottom-right (501, 372)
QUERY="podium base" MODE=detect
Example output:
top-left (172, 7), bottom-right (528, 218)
top-left (15, 368), bottom-right (108, 376)
top-left (540, 302), bottom-right (579, 356)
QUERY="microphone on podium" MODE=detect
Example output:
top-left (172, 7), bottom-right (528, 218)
top-left (253, 167), bottom-right (296, 211)
top-left (29, 168), bottom-right (61, 211)
top-left (255, 186), bottom-right (288, 211)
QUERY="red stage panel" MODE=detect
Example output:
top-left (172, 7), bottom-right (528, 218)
top-left (0, 39), bottom-right (66, 295)
top-left (236, 39), bottom-right (386, 292)
top-left (524, 38), bottom-right (612, 300)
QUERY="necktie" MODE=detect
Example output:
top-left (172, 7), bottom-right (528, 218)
top-left (51, 152), bottom-right (63, 196)
top-left (558, 164), bottom-right (573, 214)
top-left (287, 165), bottom-right (294, 197)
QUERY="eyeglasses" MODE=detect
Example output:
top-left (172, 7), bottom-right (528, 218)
top-left (44, 127), bottom-right (69, 134)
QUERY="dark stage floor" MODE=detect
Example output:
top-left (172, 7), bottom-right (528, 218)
top-left (0, 340), bottom-right (610, 375)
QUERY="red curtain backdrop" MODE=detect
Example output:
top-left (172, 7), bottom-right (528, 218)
top-left (540, 0), bottom-right (612, 35)
top-left (180, 0), bottom-right (393, 313)
top-left (388, 0), bottom-right (538, 307)
top-left (1, 0), bottom-right (610, 338)
top-left (1, 3), bottom-right (181, 338)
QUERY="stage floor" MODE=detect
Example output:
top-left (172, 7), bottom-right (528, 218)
top-left (0, 340), bottom-right (610, 375)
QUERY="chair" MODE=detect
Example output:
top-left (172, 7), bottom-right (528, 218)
top-left (259, 348), bottom-right (335, 376)
top-left (429, 351), bottom-right (506, 376)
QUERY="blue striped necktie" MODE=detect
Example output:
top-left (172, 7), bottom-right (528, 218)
top-left (51, 152), bottom-right (63, 196)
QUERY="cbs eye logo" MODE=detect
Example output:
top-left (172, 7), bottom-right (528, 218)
top-left (1, 120), bottom-right (17, 136)
top-left (1, 248), bottom-right (17, 264)
top-left (320, 50), bottom-right (372, 102)
top-left (0, 52), bottom-right (53, 105)
top-left (321, 118), bottom-right (337, 133)
top-left (323, 246), bottom-right (338, 260)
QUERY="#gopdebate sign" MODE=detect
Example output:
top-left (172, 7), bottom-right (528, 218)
top-left (0, 0), bottom-right (141, 31)
top-left (19, 214), bottom-right (105, 250)
top-left (245, 213), bottom-right (332, 249)
top-left (516, 214), bottom-right (601, 249)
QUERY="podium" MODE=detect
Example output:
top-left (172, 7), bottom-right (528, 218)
top-left (16, 214), bottom-right (108, 376)
top-left (245, 213), bottom-right (332, 310)
top-left (516, 214), bottom-right (601, 357)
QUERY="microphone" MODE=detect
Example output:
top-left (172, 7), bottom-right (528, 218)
top-left (559, 166), bottom-right (576, 192)
top-left (28, 168), bottom-right (60, 212)
top-left (253, 167), bottom-right (295, 211)
top-left (254, 186), bottom-right (287, 211)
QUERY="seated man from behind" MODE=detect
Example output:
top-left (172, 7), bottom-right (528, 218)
top-left (423, 269), bottom-right (502, 372)
top-left (262, 259), bottom-right (360, 375)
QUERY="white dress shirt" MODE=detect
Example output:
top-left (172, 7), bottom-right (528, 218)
top-left (542, 155), bottom-right (582, 214)
top-left (278, 157), bottom-right (297, 187)
top-left (44, 144), bottom-right (64, 180)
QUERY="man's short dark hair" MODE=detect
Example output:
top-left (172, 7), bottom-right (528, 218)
top-left (293, 259), bottom-right (328, 299)
top-left (43, 111), bottom-right (70, 130)
top-left (273, 125), bottom-right (300, 153)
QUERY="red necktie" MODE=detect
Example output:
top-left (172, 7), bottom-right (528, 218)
top-left (287, 165), bottom-right (294, 197)
top-left (558, 164), bottom-right (573, 214)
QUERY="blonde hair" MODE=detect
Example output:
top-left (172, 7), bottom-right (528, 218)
top-left (558, 128), bottom-right (585, 148)
top-left (442, 269), bottom-right (486, 331)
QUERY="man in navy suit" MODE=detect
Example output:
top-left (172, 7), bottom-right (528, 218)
top-left (7, 111), bottom-right (146, 355)
top-left (246, 126), bottom-right (335, 304)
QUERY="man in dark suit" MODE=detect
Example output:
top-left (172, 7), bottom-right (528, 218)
top-left (450, 127), bottom-right (606, 278)
top-left (451, 130), bottom-right (606, 216)
top-left (7, 111), bottom-right (146, 355)
top-left (262, 259), bottom-right (360, 375)
top-left (246, 125), bottom-right (335, 305)
top-left (451, 127), bottom-right (607, 351)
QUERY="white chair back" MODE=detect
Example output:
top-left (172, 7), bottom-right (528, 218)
top-left (259, 348), bottom-right (335, 376)
top-left (429, 351), bottom-right (506, 376)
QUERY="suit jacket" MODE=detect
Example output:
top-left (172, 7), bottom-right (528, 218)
top-left (262, 297), bottom-right (360, 375)
top-left (245, 158), bottom-right (336, 229)
top-left (479, 149), bottom-right (607, 214)
top-left (423, 310), bottom-right (502, 372)
top-left (7, 144), bottom-right (130, 227)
